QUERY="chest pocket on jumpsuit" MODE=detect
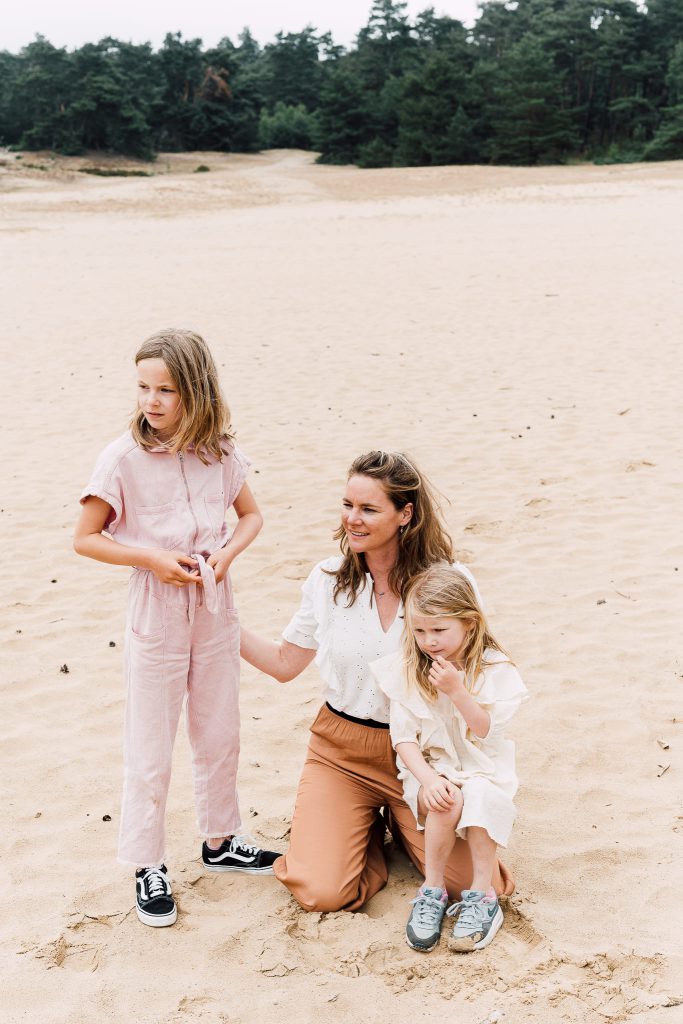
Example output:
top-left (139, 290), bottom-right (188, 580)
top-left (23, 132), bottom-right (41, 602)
top-left (204, 493), bottom-right (226, 542)
top-left (134, 502), bottom-right (182, 550)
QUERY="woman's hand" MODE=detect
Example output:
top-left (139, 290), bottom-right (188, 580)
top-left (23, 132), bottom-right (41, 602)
top-left (146, 549), bottom-right (201, 587)
top-left (428, 655), bottom-right (466, 698)
top-left (421, 772), bottom-right (458, 812)
top-left (207, 547), bottom-right (233, 583)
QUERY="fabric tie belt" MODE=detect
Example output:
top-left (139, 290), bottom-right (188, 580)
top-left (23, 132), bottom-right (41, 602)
top-left (188, 552), bottom-right (219, 623)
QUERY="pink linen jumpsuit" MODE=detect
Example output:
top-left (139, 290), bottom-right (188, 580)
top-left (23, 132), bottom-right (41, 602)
top-left (81, 431), bottom-right (248, 865)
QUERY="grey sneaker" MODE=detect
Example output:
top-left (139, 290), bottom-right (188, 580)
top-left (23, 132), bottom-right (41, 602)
top-left (447, 889), bottom-right (503, 951)
top-left (405, 885), bottom-right (448, 952)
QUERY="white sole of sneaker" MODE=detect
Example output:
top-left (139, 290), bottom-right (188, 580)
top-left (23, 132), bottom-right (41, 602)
top-left (448, 906), bottom-right (503, 952)
top-left (136, 904), bottom-right (178, 927)
top-left (405, 933), bottom-right (439, 953)
top-left (203, 864), bottom-right (275, 874)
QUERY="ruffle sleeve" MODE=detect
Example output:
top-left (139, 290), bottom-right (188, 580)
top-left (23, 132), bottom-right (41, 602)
top-left (388, 701), bottom-right (422, 748)
top-left (371, 652), bottom-right (431, 748)
top-left (473, 656), bottom-right (528, 738)
top-left (282, 563), bottom-right (325, 650)
top-left (369, 651), bottom-right (408, 701)
top-left (452, 561), bottom-right (485, 611)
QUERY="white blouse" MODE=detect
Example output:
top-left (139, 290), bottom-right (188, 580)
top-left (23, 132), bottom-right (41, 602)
top-left (282, 556), bottom-right (481, 723)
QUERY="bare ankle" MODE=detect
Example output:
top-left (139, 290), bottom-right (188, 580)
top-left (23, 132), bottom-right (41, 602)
top-left (206, 835), bottom-right (231, 851)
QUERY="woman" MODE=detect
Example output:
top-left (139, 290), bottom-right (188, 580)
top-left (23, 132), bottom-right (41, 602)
top-left (240, 450), bottom-right (514, 912)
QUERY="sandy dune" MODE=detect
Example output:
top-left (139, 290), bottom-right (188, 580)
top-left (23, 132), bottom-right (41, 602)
top-left (1, 148), bottom-right (682, 1023)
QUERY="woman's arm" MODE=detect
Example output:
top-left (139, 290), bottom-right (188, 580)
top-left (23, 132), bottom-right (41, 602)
top-left (209, 483), bottom-right (263, 582)
top-left (240, 629), bottom-right (316, 683)
top-left (74, 496), bottom-right (200, 586)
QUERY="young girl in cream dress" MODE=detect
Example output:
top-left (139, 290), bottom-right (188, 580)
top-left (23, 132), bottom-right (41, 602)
top-left (371, 565), bottom-right (527, 953)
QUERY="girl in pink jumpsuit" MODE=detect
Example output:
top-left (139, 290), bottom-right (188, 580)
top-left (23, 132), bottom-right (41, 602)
top-left (74, 328), bottom-right (279, 927)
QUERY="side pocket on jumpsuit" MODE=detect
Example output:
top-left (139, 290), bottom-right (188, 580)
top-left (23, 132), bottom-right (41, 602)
top-left (126, 579), bottom-right (168, 686)
top-left (221, 606), bottom-right (240, 659)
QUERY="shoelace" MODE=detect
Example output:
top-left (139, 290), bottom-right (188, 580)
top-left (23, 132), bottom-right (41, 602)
top-left (229, 834), bottom-right (258, 856)
top-left (446, 897), bottom-right (491, 930)
top-left (410, 892), bottom-right (446, 928)
top-left (142, 867), bottom-right (168, 900)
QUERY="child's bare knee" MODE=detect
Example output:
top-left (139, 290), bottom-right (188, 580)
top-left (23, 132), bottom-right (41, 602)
top-left (430, 801), bottom-right (462, 827)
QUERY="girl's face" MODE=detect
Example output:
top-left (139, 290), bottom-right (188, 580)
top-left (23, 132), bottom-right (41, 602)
top-left (341, 474), bottom-right (412, 559)
top-left (411, 614), bottom-right (472, 664)
top-left (137, 358), bottom-right (182, 441)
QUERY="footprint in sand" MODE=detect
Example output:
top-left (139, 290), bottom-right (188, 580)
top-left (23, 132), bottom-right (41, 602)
top-left (171, 995), bottom-right (237, 1022)
top-left (30, 911), bottom-right (130, 973)
top-left (464, 520), bottom-right (503, 536)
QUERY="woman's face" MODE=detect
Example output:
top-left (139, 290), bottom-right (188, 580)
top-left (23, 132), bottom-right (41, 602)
top-left (341, 474), bottom-right (412, 559)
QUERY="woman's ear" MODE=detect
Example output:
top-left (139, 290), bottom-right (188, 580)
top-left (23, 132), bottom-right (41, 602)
top-left (401, 502), bottom-right (413, 526)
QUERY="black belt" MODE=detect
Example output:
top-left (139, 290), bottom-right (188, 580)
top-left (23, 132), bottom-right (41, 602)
top-left (325, 702), bottom-right (389, 730)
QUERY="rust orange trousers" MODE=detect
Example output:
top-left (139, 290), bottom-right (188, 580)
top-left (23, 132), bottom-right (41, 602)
top-left (273, 704), bottom-right (514, 911)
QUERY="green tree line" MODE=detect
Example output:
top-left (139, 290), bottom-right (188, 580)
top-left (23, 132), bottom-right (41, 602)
top-left (1, 0), bottom-right (683, 166)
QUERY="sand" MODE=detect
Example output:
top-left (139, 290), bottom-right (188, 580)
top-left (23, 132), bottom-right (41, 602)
top-left (1, 148), bottom-right (682, 1023)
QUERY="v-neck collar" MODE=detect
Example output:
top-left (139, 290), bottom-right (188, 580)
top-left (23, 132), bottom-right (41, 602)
top-left (365, 572), bottom-right (403, 635)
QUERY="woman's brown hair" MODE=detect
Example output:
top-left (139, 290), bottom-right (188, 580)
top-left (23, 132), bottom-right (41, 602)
top-left (328, 450), bottom-right (453, 605)
top-left (130, 328), bottom-right (234, 465)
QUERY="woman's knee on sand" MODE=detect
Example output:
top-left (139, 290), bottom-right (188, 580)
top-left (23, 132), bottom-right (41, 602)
top-left (278, 871), bottom-right (368, 913)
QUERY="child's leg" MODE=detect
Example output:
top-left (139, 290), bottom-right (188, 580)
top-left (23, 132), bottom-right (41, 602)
top-left (186, 603), bottom-right (242, 842)
top-left (119, 581), bottom-right (190, 867)
top-left (458, 777), bottom-right (516, 891)
top-left (447, 779), bottom-right (511, 952)
top-left (467, 826), bottom-right (498, 892)
top-left (420, 785), bottom-right (464, 888)
top-left (404, 784), bottom-right (463, 952)
top-left (187, 586), bottom-right (280, 875)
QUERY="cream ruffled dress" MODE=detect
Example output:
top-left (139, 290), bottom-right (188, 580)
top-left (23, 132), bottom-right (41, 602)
top-left (370, 649), bottom-right (528, 847)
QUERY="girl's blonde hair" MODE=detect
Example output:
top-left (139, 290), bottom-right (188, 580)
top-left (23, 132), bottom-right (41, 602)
top-left (130, 328), bottom-right (234, 465)
top-left (327, 450), bottom-right (454, 606)
top-left (402, 565), bottom-right (510, 700)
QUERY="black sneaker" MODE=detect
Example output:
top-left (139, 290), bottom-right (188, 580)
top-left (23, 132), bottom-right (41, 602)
top-left (135, 864), bottom-right (177, 927)
top-left (202, 835), bottom-right (280, 874)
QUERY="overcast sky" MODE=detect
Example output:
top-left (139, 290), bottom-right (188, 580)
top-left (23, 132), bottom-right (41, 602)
top-left (1, 1), bottom-right (483, 54)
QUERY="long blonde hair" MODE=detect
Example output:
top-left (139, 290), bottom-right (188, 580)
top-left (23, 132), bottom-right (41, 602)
top-left (130, 328), bottom-right (234, 465)
top-left (327, 450), bottom-right (454, 606)
top-left (402, 565), bottom-right (510, 700)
